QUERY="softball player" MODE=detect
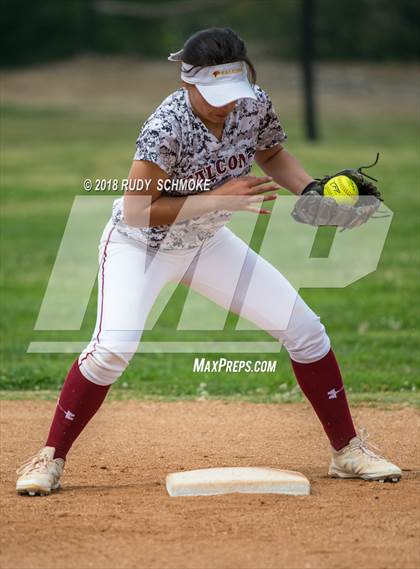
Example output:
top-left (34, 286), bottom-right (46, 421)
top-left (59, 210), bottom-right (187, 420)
top-left (16, 28), bottom-right (401, 495)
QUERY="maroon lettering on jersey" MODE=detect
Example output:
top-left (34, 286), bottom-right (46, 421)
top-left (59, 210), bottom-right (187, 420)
top-left (228, 155), bottom-right (238, 170)
top-left (215, 159), bottom-right (227, 175)
top-left (193, 152), bottom-right (247, 181)
top-left (193, 169), bottom-right (206, 181)
top-left (205, 165), bottom-right (214, 179)
top-left (238, 153), bottom-right (246, 168)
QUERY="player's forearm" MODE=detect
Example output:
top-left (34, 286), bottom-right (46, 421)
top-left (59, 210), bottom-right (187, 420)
top-left (257, 148), bottom-right (313, 195)
top-left (124, 192), bottom-right (220, 228)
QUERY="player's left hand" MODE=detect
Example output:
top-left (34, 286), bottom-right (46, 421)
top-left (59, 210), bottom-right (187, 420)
top-left (291, 155), bottom-right (384, 230)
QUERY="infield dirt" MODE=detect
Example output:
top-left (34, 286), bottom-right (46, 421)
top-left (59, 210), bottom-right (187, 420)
top-left (1, 400), bottom-right (419, 569)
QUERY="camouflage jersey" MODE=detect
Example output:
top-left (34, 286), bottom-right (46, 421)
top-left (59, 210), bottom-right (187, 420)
top-left (112, 85), bottom-right (286, 250)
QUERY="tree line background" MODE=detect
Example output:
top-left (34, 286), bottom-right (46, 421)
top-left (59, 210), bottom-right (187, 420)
top-left (2, 0), bottom-right (419, 68)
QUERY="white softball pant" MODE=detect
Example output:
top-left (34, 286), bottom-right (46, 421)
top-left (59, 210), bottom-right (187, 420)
top-left (79, 221), bottom-right (330, 385)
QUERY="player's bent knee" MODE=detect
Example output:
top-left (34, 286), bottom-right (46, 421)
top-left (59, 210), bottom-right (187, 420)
top-left (78, 336), bottom-right (139, 386)
top-left (285, 320), bottom-right (331, 364)
top-left (282, 299), bottom-right (331, 364)
top-left (79, 349), bottom-right (134, 386)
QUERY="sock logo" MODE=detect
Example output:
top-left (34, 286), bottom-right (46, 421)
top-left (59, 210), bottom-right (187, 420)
top-left (58, 401), bottom-right (75, 420)
top-left (327, 386), bottom-right (344, 400)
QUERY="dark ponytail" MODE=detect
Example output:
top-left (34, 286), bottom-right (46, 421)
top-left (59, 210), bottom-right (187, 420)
top-left (181, 27), bottom-right (257, 84)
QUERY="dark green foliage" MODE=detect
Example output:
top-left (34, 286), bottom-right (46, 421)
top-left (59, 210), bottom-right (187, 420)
top-left (1, 0), bottom-right (419, 67)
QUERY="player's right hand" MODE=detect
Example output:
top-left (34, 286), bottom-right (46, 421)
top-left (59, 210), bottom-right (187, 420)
top-left (214, 175), bottom-right (280, 214)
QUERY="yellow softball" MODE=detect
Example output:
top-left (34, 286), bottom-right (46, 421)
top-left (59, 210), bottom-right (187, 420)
top-left (324, 175), bottom-right (359, 205)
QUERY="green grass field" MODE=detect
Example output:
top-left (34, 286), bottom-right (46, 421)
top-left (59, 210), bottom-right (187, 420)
top-left (1, 103), bottom-right (419, 401)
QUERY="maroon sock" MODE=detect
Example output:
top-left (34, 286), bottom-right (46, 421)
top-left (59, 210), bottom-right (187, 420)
top-left (291, 349), bottom-right (356, 450)
top-left (46, 359), bottom-right (110, 460)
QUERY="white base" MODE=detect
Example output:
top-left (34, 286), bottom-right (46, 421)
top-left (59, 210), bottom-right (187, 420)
top-left (166, 467), bottom-right (310, 497)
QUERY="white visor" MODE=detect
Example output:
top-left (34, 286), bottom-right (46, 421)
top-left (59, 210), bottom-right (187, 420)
top-left (180, 61), bottom-right (257, 107)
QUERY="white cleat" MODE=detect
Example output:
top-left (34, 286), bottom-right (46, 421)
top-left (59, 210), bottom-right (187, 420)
top-left (16, 446), bottom-right (65, 496)
top-left (329, 430), bottom-right (402, 483)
